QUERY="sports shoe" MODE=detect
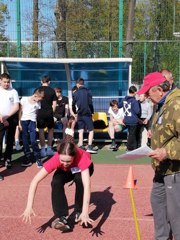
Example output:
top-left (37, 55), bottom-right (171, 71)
top-left (21, 161), bottom-right (32, 167)
top-left (15, 141), bottom-right (22, 151)
top-left (79, 145), bottom-right (86, 150)
top-left (46, 147), bottom-right (54, 156)
top-left (86, 145), bottom-right (98, 154)
top-left (5, 159), bottom-right (12, 169)
top-left (92, 145), bottom-right (98, 151)
top-left (36, 159), bottom-right (43, 168)
top-left (109, 142), bottom-right (117, 149)
top-left (0, 174), bottom-right (4, 181)
top-left (52, 216), bottom-right (70, 231)
top-left (75, 212), bottom-right (81, 223)
top-left (40, 148), bottom-right (47, 158)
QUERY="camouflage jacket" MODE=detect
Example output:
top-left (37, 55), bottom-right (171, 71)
top-left (151, 87), bottom-right (180, 175)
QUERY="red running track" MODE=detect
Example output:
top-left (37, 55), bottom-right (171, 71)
top-left (0, 163), bottom-right (154, 240)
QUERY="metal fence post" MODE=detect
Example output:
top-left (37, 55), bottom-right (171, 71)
top-left (16, 0), bottom-right (21, 57)
top-left (144, 41), bottom-right (147, 77)
top-left (119, 0), bottom-right (123, 57)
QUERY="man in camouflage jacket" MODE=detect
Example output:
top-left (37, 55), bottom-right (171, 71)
top-left (138, 72), bottom-right (180, 240)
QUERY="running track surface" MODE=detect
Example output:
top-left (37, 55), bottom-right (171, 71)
top-left (0, 163), bottom-right (154, 240)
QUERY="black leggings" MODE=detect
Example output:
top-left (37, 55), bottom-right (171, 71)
top-left (51, 163), bottom-right (94, 218)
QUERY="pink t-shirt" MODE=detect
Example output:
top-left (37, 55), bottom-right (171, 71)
top-left (43, 147), bottom-right (92, 173)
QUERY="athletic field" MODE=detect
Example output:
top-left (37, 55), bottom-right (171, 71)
top-left (0, 144), bottom-right (154, 240)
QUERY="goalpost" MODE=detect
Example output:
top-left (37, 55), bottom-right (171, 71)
top-left (0, 57), bottom-right (132, 112)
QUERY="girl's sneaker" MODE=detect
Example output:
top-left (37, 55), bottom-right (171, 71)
top-left (52, 216), bottom-right (70, 231)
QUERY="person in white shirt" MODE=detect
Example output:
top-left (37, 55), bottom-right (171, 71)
top-left (137, 94), bottom-right (153, 147)
top-left (108, 99), bottom-right (125, 149)
top-left (0, 73), bottom-right (19, 177)
top-left (19, 89), bottom-right (44, 168)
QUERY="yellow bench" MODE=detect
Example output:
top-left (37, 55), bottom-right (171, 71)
top-left (92, 112), bottom-right (109, 132)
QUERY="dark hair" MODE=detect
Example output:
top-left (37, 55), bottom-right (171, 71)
top-left (34, 88), bottom-right (45, 98)
top-left (57, 141), bottom-right (76, 156)
top-left (129, 85), bottom-right (137, 94)
top-left (41, 75), bottom-right (51, 83)
top-left (158, 80), bottom-right (170, 92)
top-left (0, 73), bottom-right (11, 80)
top-left (72, 85), bottom-right (78, 92)
top-left (54, 87), bottom-right (62, 93)
top-left (76, 78), bottom-right (84, 86)
top-left (110, 99), bottom-right (118, 107)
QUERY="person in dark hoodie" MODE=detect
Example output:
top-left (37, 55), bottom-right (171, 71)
top-left (119, 85), bottom-right (141, 151)
top-left (72, 78), bottom-right (97, 154)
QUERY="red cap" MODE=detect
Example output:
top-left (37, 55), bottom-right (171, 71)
top-left (137, 72), bottom-right (166, 95)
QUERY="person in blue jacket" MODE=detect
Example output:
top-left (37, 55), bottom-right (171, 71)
top-left (72, 78), bottom-right (97, 153)
top-left (119, 85), bottom-right (141, 151)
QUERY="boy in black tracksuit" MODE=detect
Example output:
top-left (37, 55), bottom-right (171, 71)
top-left (119, 86), bottom-right (141, 151)
top-left (72, 78), bottom-right (97, 153)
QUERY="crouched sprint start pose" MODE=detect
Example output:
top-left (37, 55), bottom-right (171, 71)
top-left (22, 140), bottom-right (94, 232)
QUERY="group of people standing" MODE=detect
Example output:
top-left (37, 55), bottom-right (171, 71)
top-left (0, 74), bottom-right (97, 180)
top-left (1, 69), bottom-right (180, 239)
top-left (108, 85), bottom-right (153, 151)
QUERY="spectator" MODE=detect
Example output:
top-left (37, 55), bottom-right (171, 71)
top-left (108, 100), bottom-right (124, 149)
top-left (137, 94), bottom-right (153, 147)
top-left (35, 76), bottom-right (57, 157)
top-left (72, 78), bottom-right (97, 153)
top-left (19, 89), bottom-right (44, 167)
top-left (138, 71), bottom-right (180, 239)
top-left (70, 85), bottom-right (78, 117)
top-left (147, 69), bottom-right (175, 145)
top-left (160, 68), bottom-right (176, 90)
top-left (0, 73), bottom-right (19, 178)
top-left (119, 86), bottom-right (141, 151)
top-left (21, 139), bottom-right (94, 232)
top-left (54, 87), bottom-right (69, 139)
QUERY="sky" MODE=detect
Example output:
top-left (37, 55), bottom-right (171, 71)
top-left (2, 0), bottom-right (33, 41)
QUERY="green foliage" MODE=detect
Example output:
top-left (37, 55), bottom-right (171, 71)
top-left (2, 0), bottom-right (180, 83)
top-left (0, 2), bottom-right (9, 56)
top-left (130, 0), bottom-right (180, 84)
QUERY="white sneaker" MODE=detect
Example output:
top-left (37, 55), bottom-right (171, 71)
top-left (46, 147), bottom-right (55, 156)
top-left (15, 141), bottom-right (22, 151)
top-left (86, 145), bottom-right (98, 154)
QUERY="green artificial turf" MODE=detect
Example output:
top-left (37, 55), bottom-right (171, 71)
top-left (91, 147), bottom-right (151, 164)
top-left (11, 144), bottom-right (151, 165)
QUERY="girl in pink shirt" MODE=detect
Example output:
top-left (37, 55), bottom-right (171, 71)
top-left (21, 140), bottom-right (94, 232)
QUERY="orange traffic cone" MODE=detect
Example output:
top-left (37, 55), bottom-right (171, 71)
top-left (123, 166), bottom-right (137, 189)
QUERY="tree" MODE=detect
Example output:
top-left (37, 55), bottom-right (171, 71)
top-left (31, 0), bottom-right (39, 57)
top-left (125, 0), bottom-right (136, 58)
top-left (0, 2), bottom-right (9, 57)
top-left (54, 0), bottom-right (68, 58)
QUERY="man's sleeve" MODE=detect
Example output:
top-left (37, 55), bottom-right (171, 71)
top-left (72, 93), bottom-right (77, 114)
top-left (88, 90), bottom-right (94, 114)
